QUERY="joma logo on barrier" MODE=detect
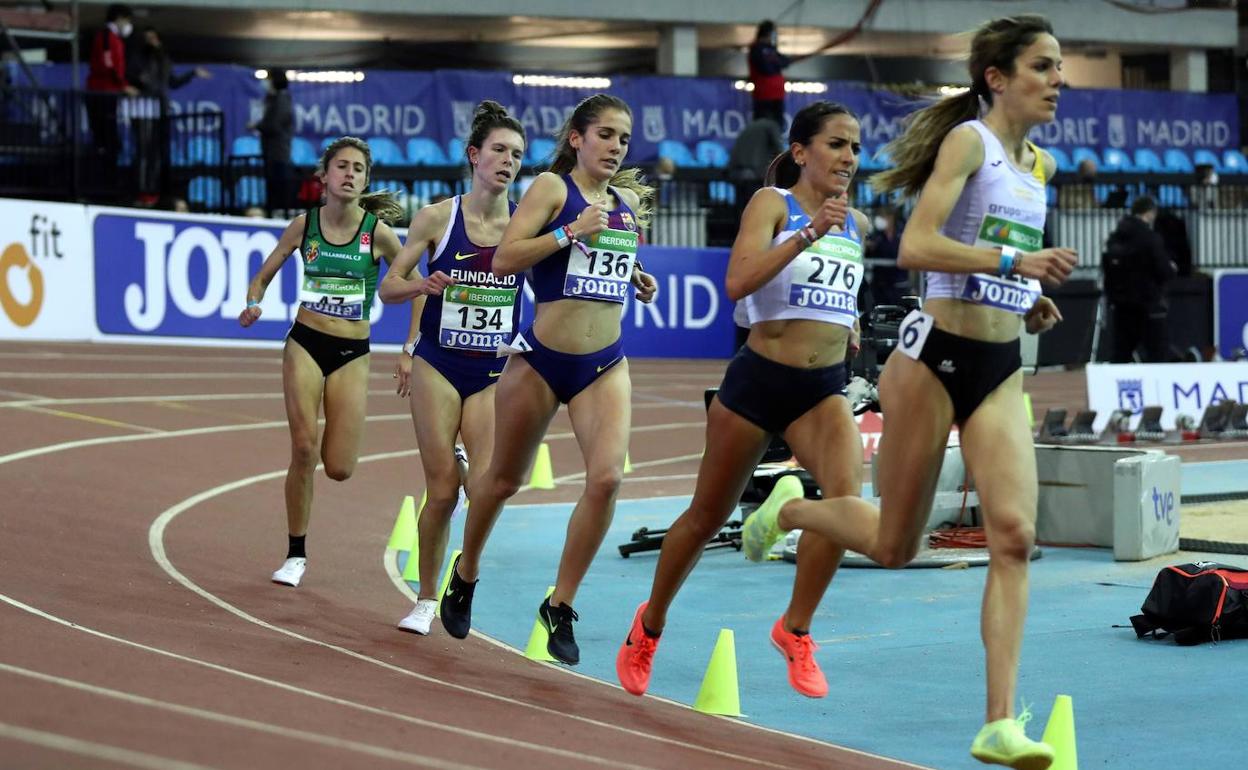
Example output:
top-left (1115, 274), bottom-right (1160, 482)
top-left (105, 219), bottom-right (299, 332)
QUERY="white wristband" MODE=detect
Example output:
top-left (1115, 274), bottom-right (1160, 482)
top-left (555, 226), bottom-right (572, 249)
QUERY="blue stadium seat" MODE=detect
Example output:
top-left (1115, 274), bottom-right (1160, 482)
top-left (695, 140), bottom-right (729, 168)
top-left (185, 136), bottom-right (221, 165)
top-left (1101, 148), bottom-right (1132, 172)
top-left (367, 137), bottom-right (406, 166)
top-left (291, 137), bottom-right (318, 166)
top-left (187, 176), bottom-right (222, 207)
top-left (1162, 148), bottom-right (1194, 173)
top-left (1132, 148), bottom-right (1163, 174)
top-left (235, 176), bottom-right (265, 207)
top-left (1042, 146), bottom-right (1073, 173)
top-left (446, 137), bottom-right (466, 165)
top-left (526, 137), bottom-right (556, 167)
top-left (406, 137), bottom-right (448, 165)
top-left (1070, 146), bottom-right (1098, 171)
top-left (1156, 184), bottom-right (1189, 208)
top-left (1222, 149), bottom-right (1248, 175)
top-left (1192, 149), bottom-right (1223, 172)
top-left (707, 181), bottom-right (736, 205)
top-left (658, 140), bottom-right (700, 168)
top-left (412, 179), bottom-right (453, 205)
top-left (231, 135), bottom-right (261, 157)
top-left (320, 136), bottom-right (338, 154)
top-left (372, 179), bottom-right (411, 211)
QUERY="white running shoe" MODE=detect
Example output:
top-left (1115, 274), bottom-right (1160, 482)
top-left (271, 557), bottom-right (307, 587)
top-left (397, 599), bottom-right (438, 635)
top-left (450, 487), bottom-right (468, 520)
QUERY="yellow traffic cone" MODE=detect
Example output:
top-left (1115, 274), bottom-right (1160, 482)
top-left (623, 452), bottom-right (633, 474)
top-left (529, 443), bottom-right (555, 489)
top-left (399, 493), bottom-right (428, 583)
top-left (693, 629), bottom-right (742, 717)
top-left (437, 548), bottom-right (462, 604)
top-left (1041, 694), bottom-right (1078, 770)
top-left (386, 494), bottom-right (419, 550)
top-left (524, 586), bottom-right (557, 662)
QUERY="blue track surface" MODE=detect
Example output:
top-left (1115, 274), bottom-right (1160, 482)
top-left (399, 461), bottom-right (1248, 769)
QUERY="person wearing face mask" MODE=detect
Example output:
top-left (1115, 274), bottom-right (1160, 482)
top-left (617, 100), bottom-right (869, 702)
top-left (86, 4), bottom-right (139, 186)
top-left (128, 26), bottom-right (212, 205)
top-left (249, 70), bottom-right (295, 216)
top-left (864, 206), bottom-right (910, 307)
top-left (748, 20), bottom-right (797, 126)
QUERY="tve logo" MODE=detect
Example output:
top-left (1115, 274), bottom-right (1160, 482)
top-left (92, 211), bottom-right (409, 343)
top-left (1152, 486), bottom-right (1176, 527)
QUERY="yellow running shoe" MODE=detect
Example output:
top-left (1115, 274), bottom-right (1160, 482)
top-left (741, 474), bottom-right (804, 562)
top-left (970, 710), bottom-right (1055, 770)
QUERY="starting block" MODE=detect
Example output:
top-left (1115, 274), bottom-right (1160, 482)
top-left (1198, 400), bottom-right (1236, 439)
top-left (1229, 402), bottom-right (1248, 439)
top-left (1134, 406), bottom-right (1166, 442)
top-left (1037, 408), bottom-right (1099, 445)
top-left (1101, 409), bottom-right (1134, 443)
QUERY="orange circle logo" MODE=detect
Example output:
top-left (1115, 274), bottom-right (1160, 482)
top-left (0, 242), bottom-right (45, 327)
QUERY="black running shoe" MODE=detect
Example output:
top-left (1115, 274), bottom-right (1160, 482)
top-left (538, 597), bottom-right (580, 665)
top-left (439, 554), bottom-right (477, 639)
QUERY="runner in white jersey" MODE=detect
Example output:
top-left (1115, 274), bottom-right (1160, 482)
top-left (617, 101), bottom-right (871, 701)
top-left (737, 15), bottom-right (1077, 769)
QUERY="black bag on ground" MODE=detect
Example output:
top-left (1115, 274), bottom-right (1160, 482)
top-left (1130, 562), bottom-right (1248, 645)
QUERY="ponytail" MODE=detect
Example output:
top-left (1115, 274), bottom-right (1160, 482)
top-left (871, 91), bottom-right (979, 198)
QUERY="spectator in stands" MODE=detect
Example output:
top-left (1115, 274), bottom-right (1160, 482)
top-left (728, 115), bottom-right (783, 220)
top-left (129, 26), bottom-right (211, 205)
top-left (864, 206), bottom-right (911, 306)
top-left (250, 69), bottom-right (294, 215)
top-left (86, 4), bottom-right (138, 174)
top-left (1103, 195), bottom-right (1176, 363)
top-left (1192, 164), bottom-right (1220, 209)
top-left (748, 21), bottom-right (797, 126)
top-left (1058, 156), bottom-right (1098, 209)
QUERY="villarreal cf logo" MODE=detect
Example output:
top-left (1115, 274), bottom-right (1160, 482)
top-left (620, 212), bottom-right (636, 231)
top-left (986, 222), bottom-right (1010, 241)
top-left (304, 240), bottom-right (320, 263)
top-left (449, 286), bottom-right (471, 302)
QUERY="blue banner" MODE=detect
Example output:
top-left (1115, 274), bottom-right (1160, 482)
top-left (17, 63), bottom-right (1238, 163)
top-left (89, 209), bottom-right (736, 357)
top-left (1215, 270), bottom-right (1248, 359)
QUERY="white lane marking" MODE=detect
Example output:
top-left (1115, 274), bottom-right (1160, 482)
top-left (0, 393), bottom-right (702, 410)
top-left (0, 351), bottom-right (279, 364)
top-left (147, 450), bottom-right (791, 768)
top-left (0, 595), bottom-right (647, 770)
top-left (0, 721), bottom-right (214, 770)
top-left (0, 662), bottom-right (489, 770)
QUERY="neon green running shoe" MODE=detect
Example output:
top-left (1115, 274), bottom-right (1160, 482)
top-left (741, 474), bottom-right (804, 562)
top-left (970, 709), bottom-right (1054, 770)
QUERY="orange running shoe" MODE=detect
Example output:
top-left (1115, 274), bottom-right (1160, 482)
top-left (770, 616), bottom-right (828, 698)
top-left (616, 601), bottom-right (660, 696)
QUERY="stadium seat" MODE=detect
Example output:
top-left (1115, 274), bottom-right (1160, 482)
top-left (1070, 146), bottom-right (1098, 171)
top-left (231, 135), bottom-right (261, 157)
top-left (526, 137), bottom-right (556, 167)
top-left (1042, 146), bottom-right (1073, 173)
top-left (185, 136), bottom-right (221, 165)
top-left (1192, 149), bottom-right (1223, 172)
top-left (1101, 147), bottom-right (1132, 172)
top-left (320, 136), bottom-right (338, 154)
top-left (291, 137), bottom-right (318, 166)
top-left (1162, 148), bottom-right (1194, 174)
top-left (1222, 149), bottom-right (1248, 175)
top-left (706, 180), bottom-right (736, 206)
top-left (1156, 184), bottom-right (1189, 208)
top-left (694, 140), bottom-right (729, 168)
top-left (446, 137), bottom-right (466, 165)
top-left (658, 139), bottom-right (700, 168)
top-left (1132, 148), bottom-right (1163, 174)
top-left (235, 175), bottom-right (265, 207)
top-left (406, 137), bottom-right (448, 165)
top-left (367, 137), bottom-right (406, 165)
top-left (187, 176), bottom-right (222, 207)
top-left (412, 179), bottom-right (453, 205)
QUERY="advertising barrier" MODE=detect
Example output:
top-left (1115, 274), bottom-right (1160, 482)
top-left (0, 198), bottom-right (94, 340)
top-left (1214, 269), bottom-right (1248, 360)
top-left (1086, 361), bottom-right (1248, 430)
top-left (4, 200), bottom-right (740, 359)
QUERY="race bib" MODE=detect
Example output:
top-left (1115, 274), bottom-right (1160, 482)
top-left (300, 275), bottom-right (366, 320)
top-left (896, 310), bottom-right (935, 361)
top-left (787, 232), bottom-right (862, 322)
top-left (563, 228), bottom-right (637, 303)
top-left (966, 214), bottom-right (1043, 314)
top-left (438, 285), bottom-right (517, 352)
